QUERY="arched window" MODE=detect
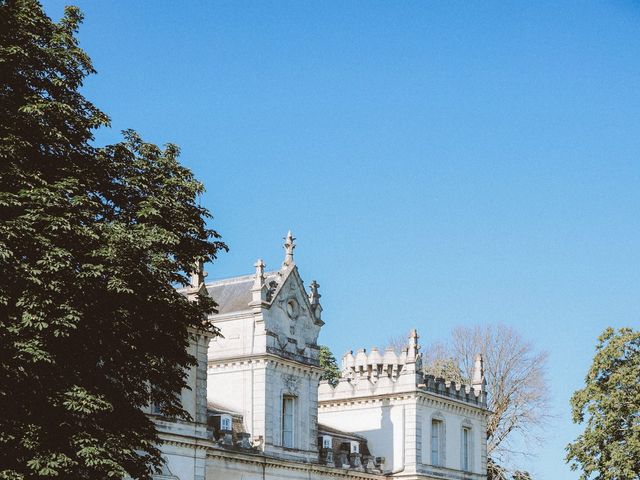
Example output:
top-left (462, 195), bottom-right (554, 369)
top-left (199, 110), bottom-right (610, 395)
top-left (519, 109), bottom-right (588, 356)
top-left (430, 413), bottom-right (446, 467)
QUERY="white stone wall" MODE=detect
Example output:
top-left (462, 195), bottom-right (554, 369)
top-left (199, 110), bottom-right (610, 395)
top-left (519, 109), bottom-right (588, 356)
top-left (318, 397), bottom-right (406, 472)
top-left (207, 266), bottom-right (323, 462)
top-left (206, 448), bottom-right (383, 480)
top-left (416, 399), bottom-right (486, 477)
top-left (262, 359), bottom-right (321, 461)
top-left (157, 443), bottom-right (205, 480)
top-left (318, 391), bottom-right (486, 478)
top-left (180, 332), bottom-right (210, 424)
top-left (153, 331), bottom-right (212, 480)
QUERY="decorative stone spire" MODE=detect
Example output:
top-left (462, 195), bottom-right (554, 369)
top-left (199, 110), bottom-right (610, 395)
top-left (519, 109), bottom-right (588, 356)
top-left (407, 328), bottom-right (420, 361)
top-left (308, 280), bottom-right (323, 322)
top-left (187, 259), bottom-right (207, 302)
top-left (253, 259), bottom-right (266, 289)
top-left (190, 259), bottom-right (206, 289)
top-left (250, 259), bottom-right (267, 305)
top-left (472, 353), bottom-right (486, 392)
top-left (309, 280), bottom-right (321, 305)
top-left (282, 230), bottom-right (296, 269)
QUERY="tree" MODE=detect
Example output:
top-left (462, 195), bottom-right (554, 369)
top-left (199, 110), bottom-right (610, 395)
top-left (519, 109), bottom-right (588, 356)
top-left (512, 471), bottom-right (532, 480)
top-left (421, 340), bottom-right (466, 385)
top-left (447, 325), bottom-right (550, 468)
top-left (387, 334), bottom-right (466, 384)
top-left (566, 327), bottom-right (640, 480)
top-left (0, 2), bottom-right (226, 479)
top-left (319, 345), bottom-right (340, 387)
top-left (391, 325), bottom-right (550, 475)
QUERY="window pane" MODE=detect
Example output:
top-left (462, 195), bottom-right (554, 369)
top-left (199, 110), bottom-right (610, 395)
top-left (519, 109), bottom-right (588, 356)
top-left (431, 420), bottom-right (440, 466)
top-left (282, 397), bottom-right (294, 448)
top-left (462, 428), bottom-right (469, 471)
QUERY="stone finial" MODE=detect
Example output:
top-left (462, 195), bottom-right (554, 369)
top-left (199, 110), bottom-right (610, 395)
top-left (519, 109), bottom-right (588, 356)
top-left (190, 259), bottom-right (206, 289)
top-left (472, 353), bottom-right (486, 392)
top-left (309, 280), bottom-right (321, 305)
top-left (249, 259), bottom-right (268, 306)
top-left (407, 328), bottom-right (420, 361)
top-left (308, 280), bottom-right (323, 322)
top-left (187, 259), bottom-right (208, 302)
top-left (253, 259), bottom-right (266, 290)
top-left (282, 230), bottom-right (296, 269)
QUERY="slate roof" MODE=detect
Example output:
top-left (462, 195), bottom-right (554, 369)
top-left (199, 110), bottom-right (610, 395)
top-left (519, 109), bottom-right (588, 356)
top-left (317, 423), bottom-right (371, 456)
top-left (206, 272), bottom-right (279, 314)
top-left (317, 424), bottom-right (367, 442)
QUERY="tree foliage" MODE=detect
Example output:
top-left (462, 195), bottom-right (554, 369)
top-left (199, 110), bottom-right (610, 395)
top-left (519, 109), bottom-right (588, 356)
top-left (319, 345), bottom-right (340, 387)
top-left (392, 325), bottom-right (550, 476)
top-left (566, 327), bottom-right (640, 480)
top-left (0, 1), bottom-right (226, 478)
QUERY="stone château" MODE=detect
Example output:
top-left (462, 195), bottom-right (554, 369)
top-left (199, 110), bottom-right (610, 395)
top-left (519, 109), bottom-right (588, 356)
top-left (150, 232), bottom-right (489, 480)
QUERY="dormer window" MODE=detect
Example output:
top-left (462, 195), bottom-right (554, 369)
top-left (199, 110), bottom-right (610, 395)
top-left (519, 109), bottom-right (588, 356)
top-left (220, 414), bottom-right (232, 431)
top-left (350, 440), bottom-right (360, 454)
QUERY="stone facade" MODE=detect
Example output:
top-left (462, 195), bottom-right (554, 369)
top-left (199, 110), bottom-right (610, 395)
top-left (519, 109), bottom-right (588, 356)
top-left (151, 232), bottom-right (489, 480)
top-left (318, 332), bottom-right (487, 479)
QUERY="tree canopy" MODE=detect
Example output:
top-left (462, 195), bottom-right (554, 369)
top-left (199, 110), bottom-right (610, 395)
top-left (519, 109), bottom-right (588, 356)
top-left (319, 345), bottom-right (340, 387)
top-left (566, 327), bottom-right (640, 480)
top-left (0, 1), bottom-right (225, 478)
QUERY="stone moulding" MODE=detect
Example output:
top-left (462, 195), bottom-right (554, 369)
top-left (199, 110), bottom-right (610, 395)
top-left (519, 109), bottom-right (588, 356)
top-left (206, 446), bottom-right (385, 479)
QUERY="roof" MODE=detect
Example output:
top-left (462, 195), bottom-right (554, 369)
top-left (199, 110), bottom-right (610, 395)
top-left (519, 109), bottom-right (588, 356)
top-left (317, 423), bottom-right (367, 442)
top-left (206, 272), bottom-right (279, 314)
top-left (207, 401), bottom-right (243, 418)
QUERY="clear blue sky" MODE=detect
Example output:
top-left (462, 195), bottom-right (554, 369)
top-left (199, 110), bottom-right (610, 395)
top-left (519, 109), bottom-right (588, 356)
top-left (43, 1), bottom-right (640, 478)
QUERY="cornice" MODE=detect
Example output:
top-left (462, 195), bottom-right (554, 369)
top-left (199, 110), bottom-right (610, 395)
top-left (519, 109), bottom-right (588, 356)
top-left (319, 389), bottom-right (487, 417)
top-left (208, 352), bottom-right (323, 373)
top-left (206, 447), bottom-right (383, 479)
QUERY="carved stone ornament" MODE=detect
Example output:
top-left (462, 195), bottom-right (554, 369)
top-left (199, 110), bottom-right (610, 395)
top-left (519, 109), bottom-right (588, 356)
top-left (286, 298), bottom-right (299, 319)
top-left (282, 374), bottom-right (300, 394)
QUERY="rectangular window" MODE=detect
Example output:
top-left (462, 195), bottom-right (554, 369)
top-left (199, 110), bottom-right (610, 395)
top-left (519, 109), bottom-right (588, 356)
top-left (282, 396), bottom-right (295, 448)
top-left (431, 419), bottom-right (442, 466)
top-left (462, 427), bottom-right (470, 471)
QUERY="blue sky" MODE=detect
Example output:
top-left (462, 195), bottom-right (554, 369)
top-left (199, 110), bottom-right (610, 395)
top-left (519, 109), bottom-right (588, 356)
top-left (43, 1), bottom-right (640, 478)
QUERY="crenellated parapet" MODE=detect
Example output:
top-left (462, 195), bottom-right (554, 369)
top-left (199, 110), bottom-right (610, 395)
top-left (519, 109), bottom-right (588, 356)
top-left (419, 374), bottom-right (486, 406)
top-left (319, 329), bottom-right (487, 408)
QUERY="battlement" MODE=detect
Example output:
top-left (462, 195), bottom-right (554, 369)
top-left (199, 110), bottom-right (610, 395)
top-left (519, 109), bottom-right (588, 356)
top-left (318, 330), bottom-right (487, 408)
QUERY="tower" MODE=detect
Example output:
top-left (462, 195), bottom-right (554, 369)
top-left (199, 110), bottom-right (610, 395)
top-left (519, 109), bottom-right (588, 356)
top-left (206, 232), bottom-right (324, 461)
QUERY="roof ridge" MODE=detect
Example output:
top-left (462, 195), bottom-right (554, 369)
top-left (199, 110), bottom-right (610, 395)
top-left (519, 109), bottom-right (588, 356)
top-left (206, 271), bottom-right (278, 287)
